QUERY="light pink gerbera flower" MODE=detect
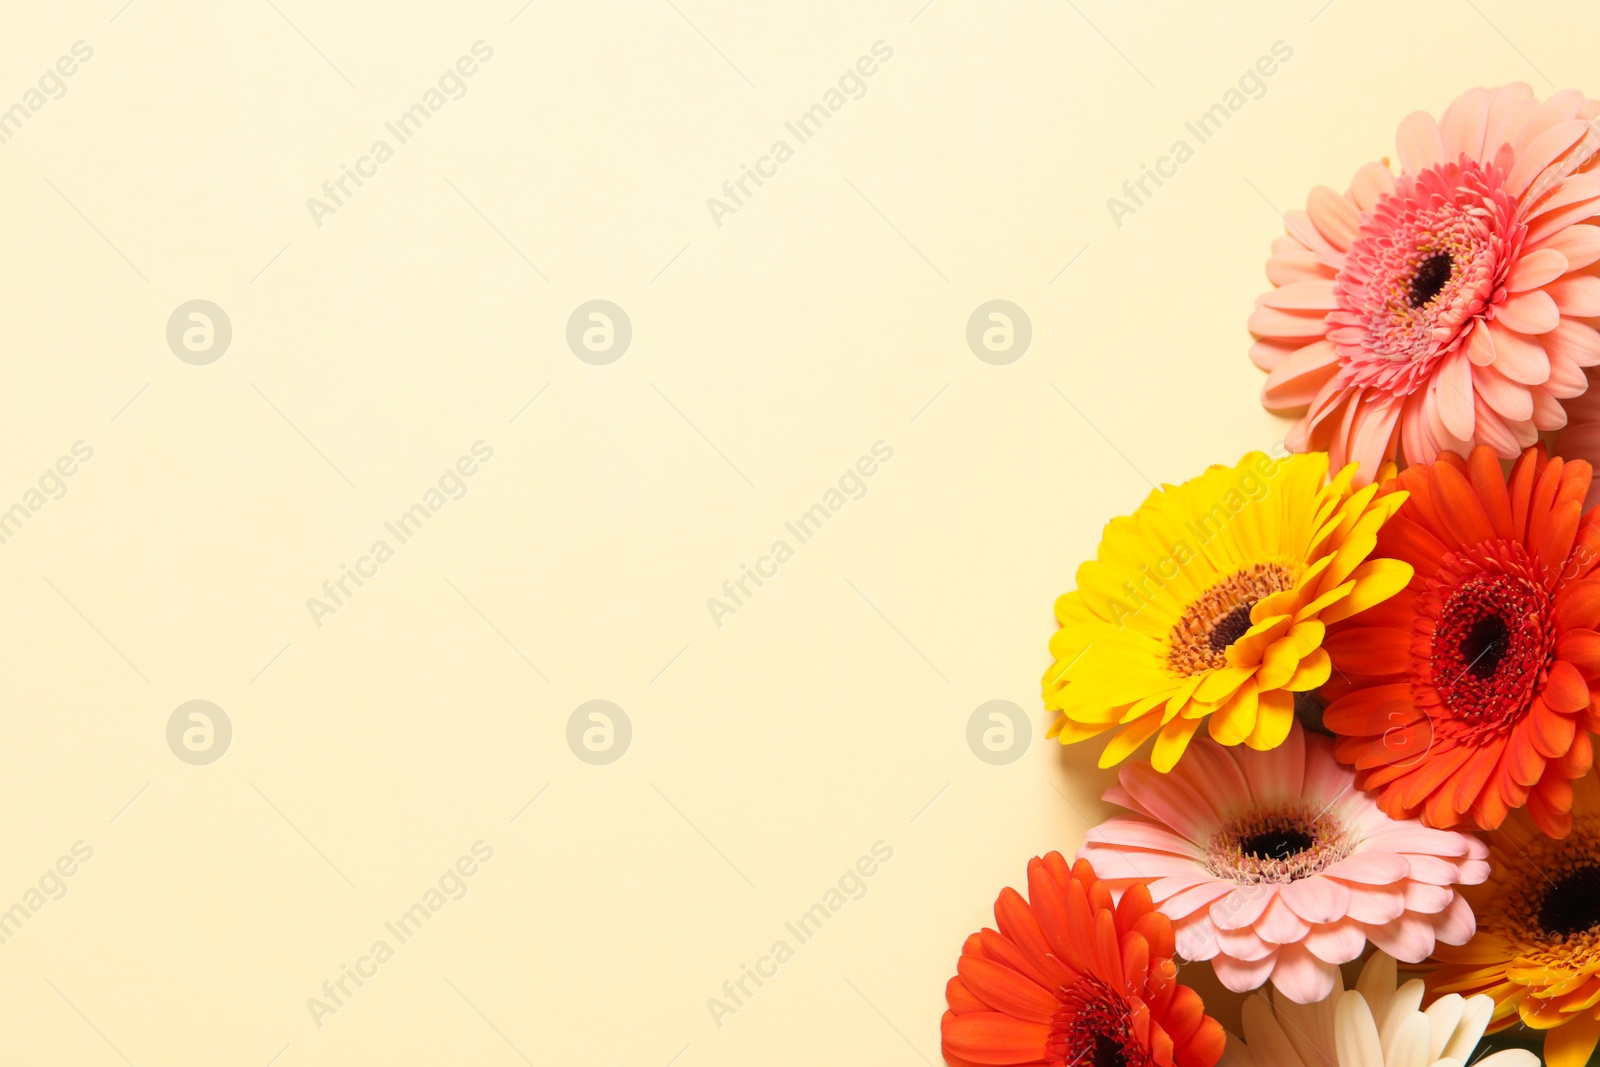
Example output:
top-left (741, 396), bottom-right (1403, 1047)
top-left (1252, 84), bottom-right (1600, 480)
top-left (1077, 722), bottom-right (1489, 1004)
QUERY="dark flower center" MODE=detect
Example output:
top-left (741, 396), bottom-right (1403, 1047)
top-left (1460, 613), bottom-right (1510, 677)
top-left (1050, 977), bottom-right (1146, 1067)
top-left (1239, 828), bottom-right (1314, 861)
top-left (1090, 1033), bottom-right (1127, 1067)
top-left (1539, 865), bottom-right (1600, 937)
top-left (1409, 251), bottom-right (1454, 307)
top-left (1208, 603), bottom-right (1255, 653)
top-left (1429, 558), bottom-right (1552, 731)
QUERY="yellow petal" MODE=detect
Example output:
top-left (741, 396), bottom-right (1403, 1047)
top-left (1151, 715), bottom-right (1203, 772)
top-left (1098, 713), bottom-right (1164, 768)
top-left (1195, 664), bottom-right (1253, 703)
top-left (1318, 558), bottom-right (1415, 624)
top-left (1244, 688), bottom-right (1295, 750)
top-left (1208, 680), bottom-right (1258, 746)
top-left (1226, 614), bottom-right (1292, 667)
top-left (1284, 647), bottom-right (1331, 692)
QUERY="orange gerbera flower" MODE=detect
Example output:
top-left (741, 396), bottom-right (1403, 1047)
top-left (1428, 772), bottom-right (1600, 1067)
top-left (1322, 444), bottom-right (1600, 834)
top-left (941, 852), bottom-right (1224, 1067)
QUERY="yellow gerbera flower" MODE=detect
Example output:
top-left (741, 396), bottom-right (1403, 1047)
top-left (1043, 450), bottom-right (1412, 772)
top-left (1429, 771), bottom-right (1600, 1067)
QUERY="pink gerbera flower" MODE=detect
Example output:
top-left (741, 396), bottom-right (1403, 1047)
top-left (1251, 84), bottom-right (1600, 481)
top-left (1077, 722), bottom-right (1488, 1004)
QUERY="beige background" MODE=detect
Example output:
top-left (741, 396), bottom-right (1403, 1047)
top-left (0, 0), bottom-right (1588, 1063)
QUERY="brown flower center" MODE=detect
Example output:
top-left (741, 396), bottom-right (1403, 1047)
top-left (1205, 808), bottom-right (1352, 885)
top-left (1047, 976), bottom-right (1147, 1067)
top-left (1167, 563), bottom-right (1294, 675)
top-left (1424, 547), bottom-right (1554, 737)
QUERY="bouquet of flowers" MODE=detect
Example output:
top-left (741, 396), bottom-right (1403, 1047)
top-left (941, 85), bottom-right (1600, 1067)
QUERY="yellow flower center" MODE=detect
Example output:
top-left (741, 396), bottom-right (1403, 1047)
top-left (1167, 563), bottom-right (1294, 676)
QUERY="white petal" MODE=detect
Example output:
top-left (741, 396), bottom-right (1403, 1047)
top-left (1335, 990), bottom-right (1385, 1067)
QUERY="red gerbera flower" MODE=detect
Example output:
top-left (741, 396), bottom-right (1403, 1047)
top-left (941, 852), bottom-right (1224, 1067)
top-left (1321, 444), bottom-right (1600, 835)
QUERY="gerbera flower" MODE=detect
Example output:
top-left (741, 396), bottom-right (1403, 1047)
top-left (941, 851), bottom-right (1225, 1067)
top-left (1223, 950), bottom-right (1535, 1067)
top-left (1321, 444), bottom-right (1600, 835)
top-left (1429, 771), bottom-right (1600, 1067)
top-left (1078, 722), bottom-right (1488, 1003)
top-left (1251, 83), bottom-right (1600, 479)
top-left (1045, 450), bottom-right (1412, 772)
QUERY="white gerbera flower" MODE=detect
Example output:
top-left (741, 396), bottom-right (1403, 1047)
top-left (1221, 951), bottom-right (1536, 1067)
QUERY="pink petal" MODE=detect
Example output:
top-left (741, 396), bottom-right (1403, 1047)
top-left (1465, 320), bottom-right (1498, 366)
top-left (1210, 885), bottom-right (1277, 931)
top-left (1507, 247), bottom-right (1570, 291)
top-left (1263, 345), bottom-right (1341, 411)
top-left (1168, 737), bottom-right (1255, 812)
top-left (1349, 161), bottom-right (1397, 211)
top-left (1546, 320), bottom-right (1600, 368)
top-left (1343, 882), bottom-right (1407, 924)
top-left (1396, 111), bottom-right (1446, 173)
top-left (1324, 851), bottom-right (1410, 884)
top-left (1401, 880), bottom-right (1453, 915)
top-left (1546, 343), bottom-right (1589, 397)
top-left (1084, 814), bottom-right (1202, 855)
top-left (1364, 913), bottom-right (1437, 962)
top-left (1116, 763), bottom-right (1220, 840)
top-left (1077, 846), bottom-right (1198, 881)
top-left (1250, 339), bottom-right (1296, 372)
top-left (1531, 223), bottom-right (1600, 270)
top-left (1346, 394), bottom-right (1402, 481)
top-left (1211, 949), bottom-right (1278, 994)
top-left (1255, 894), bottom-right (1312, 944)
top-left (1177, 916), bottom-right (1221, 961)
top-left (1434, 350), bottom-right (1476, 440)
top-left (1307, 187), bottom-right (1360, 251)
top-left (1234, 721), bottom-right (1304, 805)
top-left (1159, 878), bottom-right (1234, 919)
top-left (1533, 385), bottom-right (1568, 431)
top-left (1489, 323), bottom-right (1551, 384)
top-left (1285, 210), bottom-right (1347, 270)
top-left (1548, 275), bottom-right (1600, 316)
top-left (1473, 392), bottom-right (1535, 453)
top-left (1471, 361), bottom-right (1535, 420)
top-left (1400, 390), bottom-right (1438, 464)
top-left (1303, 919), bottom-right (1369, 965)
top-left (1268, 942), bottom-right (1340, 1004)
top-left (1360, 825), bottom-right (1471, 857)
top-left (1262, 280), bottom-right (1340, 310)
top-left (1301, 735), bottom-right (1357, 806)
top-left (1216, 924), bottom-right (1277, 962)
top-left (1498, 289), bottom-right (1561, 334)
top-left (1268, 250), bottom-right (1336, 286)
top-left (1279, 874), bottom-right (1353, 924)
top-left (1507, 119), bottom-right (1592, 197)
top-left (1440, 87), bottom-right (1490, 160)
top-left (1249, 303), bottom-right (1330, 340)
top-left (1432, 893), bottom-right (1477, 946)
